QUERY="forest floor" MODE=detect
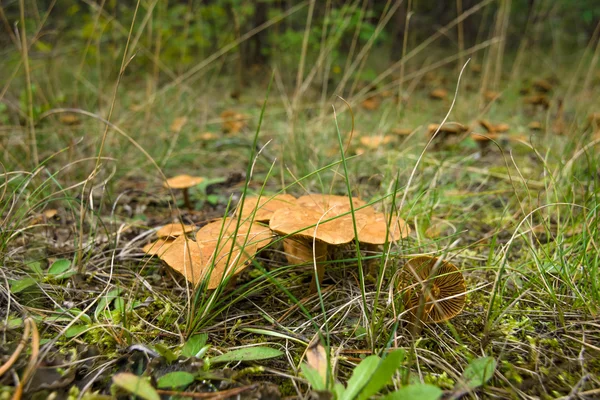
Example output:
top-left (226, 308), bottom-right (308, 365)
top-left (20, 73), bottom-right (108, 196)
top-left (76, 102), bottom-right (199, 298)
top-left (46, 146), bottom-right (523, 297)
top-left (1, 45), bottom-right (600, 399)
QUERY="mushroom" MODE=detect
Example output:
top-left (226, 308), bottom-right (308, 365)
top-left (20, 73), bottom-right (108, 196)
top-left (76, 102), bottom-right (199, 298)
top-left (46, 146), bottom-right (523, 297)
top-left (429, 89), bottom-right (448, 100)
top-left (427, 123), bottom-right (470, 148)
top-left (143, 222), bottom-right (195, 257)
top-left (159, 218), bottom-right (272, 289)
top-left (296, 194), bottom-right (371, 214)
top-left (398, 255), bottom-right (466, 323)
top-left (356, 213), bottom-right (411, 274)
top-left (238, 194), bottom-right (297, 223)
top-left (270, 204), bottom-right (368, 292)
top-left (156, 223), bottom-right (196, 239)
top-left (359, 135), bottom-right (393, 149)
top-left (164, 174), bottom-right (205, 210)
top-left (143, 238), bottom-right (176, 257)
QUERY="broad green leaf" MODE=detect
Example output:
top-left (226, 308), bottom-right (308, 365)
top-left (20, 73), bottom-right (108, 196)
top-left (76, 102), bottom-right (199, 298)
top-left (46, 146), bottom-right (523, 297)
top-left (334, 382), bottom-right (346, 400)
top-left (112, 373), bottom-right (160, 400)
top-left (65, 325), bottom-right (89, 338)
top-left (182, 333), bottom-right (208, 357)
top-left (48, 259), bottom-right (71, 276)
top-left (10, 277), bottom-right (37, 293)
top-left (157, 371), bottom-right (195, 389)
top-left (113, 297), bottom-right (125, 312)
top-left (26, 261), bottom-right (43, 277)
top-left (154, 343), bottom-right (178, 364)
top-left (206, 194), bottom-right (220, 205)
top-left (300, 363), bottom-right (326, 391)
top-left (462, 356), bottom-right (496, 389)
top-left (358, 349), bottom-right (406, 400)
top-left (341, 355), bottom-right (380, 400)
top-left (382, 384), bottom-right (443, 400)
top-left (94, 288), bottom-right (123, 318)
top-left (210, 346), bottom-right (283, 364)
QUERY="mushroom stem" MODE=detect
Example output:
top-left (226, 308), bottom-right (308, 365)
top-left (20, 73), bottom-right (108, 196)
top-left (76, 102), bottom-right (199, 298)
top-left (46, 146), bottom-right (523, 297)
top-left (282, 238), bottom-right (328, 293)
top-left (308, 241), bottom-right (328, 294)
top-left (363, 243), bottom-right (380, 277)
top-left (183, 188), bottom-right (193, 210)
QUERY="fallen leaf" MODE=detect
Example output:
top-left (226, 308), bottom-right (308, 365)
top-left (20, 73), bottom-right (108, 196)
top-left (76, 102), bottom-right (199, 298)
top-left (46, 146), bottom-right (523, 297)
top-left (306, 341), bottom-right (328, 385)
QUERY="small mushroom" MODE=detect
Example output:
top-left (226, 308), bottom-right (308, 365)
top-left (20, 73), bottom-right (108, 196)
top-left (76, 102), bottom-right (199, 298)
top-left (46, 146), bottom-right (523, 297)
top-left (532, 78), bottom-right (553, 93)
top-left (164, 174), bottom-right (205, 210)
top-left (524, 95), bottom-right (550, 109)
top-left (160, 218), bottom-right (272, 289)
top-left (391, 128), bottom-right (413, 137)
top-left (429, 89), bottom-right (448, 100)
top-left (361, 96), bottom-right (380, 111)
top-left (270, 204), bottom-right (368, 292)
top-left (398, 256), bottom-right (466, 323)
top-left (359, 135), bottom-right (393, 149)
top-left (528, 121), bottom-right (543, 131)
top-left (470, 132), bottom-right (501, 153)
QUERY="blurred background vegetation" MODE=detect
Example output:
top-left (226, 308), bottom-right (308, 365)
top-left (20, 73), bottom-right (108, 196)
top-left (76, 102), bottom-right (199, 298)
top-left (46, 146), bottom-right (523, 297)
top-left (2, 0), bottom-right (599, 100)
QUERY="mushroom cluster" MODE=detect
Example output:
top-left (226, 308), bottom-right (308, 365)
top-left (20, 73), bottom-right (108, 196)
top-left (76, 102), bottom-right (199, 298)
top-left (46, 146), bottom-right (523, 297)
top-left (238, 193), bottom-right (411, 292)
top-left (142, 192), bottom-right (411, 295)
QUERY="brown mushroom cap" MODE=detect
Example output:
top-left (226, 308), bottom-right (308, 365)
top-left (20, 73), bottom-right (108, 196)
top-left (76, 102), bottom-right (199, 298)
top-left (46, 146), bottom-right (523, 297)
top-left (156, 223), bottom-right (196, 238)
top-left (399, 255), bottom-right (466, 323)
top-left (470, 132), bottom-right (501, 142)
top-left (238, 194), bottom-right (297, 223)
top-left (357, 213), bottom-right (411, 245)
top-left (143, 238), bottom-right (176, 256)
top-left (164, 174), bottom-right (205, 189)
top-left (391, 128), bottom-right (413, 136)
top-left (429, 89), bottom-right (448, 100)
top-left (296, 194), bottom-right (374, 216)
top-left (160, 218), bottom-right (271, 289)
top-left (270, 205), bottom-right (369, 245)
top-left (359, 135), bottom-right (393, 148)
top-left (478, 119), bottom-right (495, 133)
top-left (428, 123), bottom-right (469, 136)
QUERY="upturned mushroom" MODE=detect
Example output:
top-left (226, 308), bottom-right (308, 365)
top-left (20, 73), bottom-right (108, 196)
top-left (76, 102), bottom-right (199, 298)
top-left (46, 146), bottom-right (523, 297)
top-left (164, 174), bottom-right (205, 210)
top-left (398, 256), bottom-right (466, 323)
top-left (159, 217), bottom-right (272, 289)
top-left (270, 203), bottom-right (369, 292)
